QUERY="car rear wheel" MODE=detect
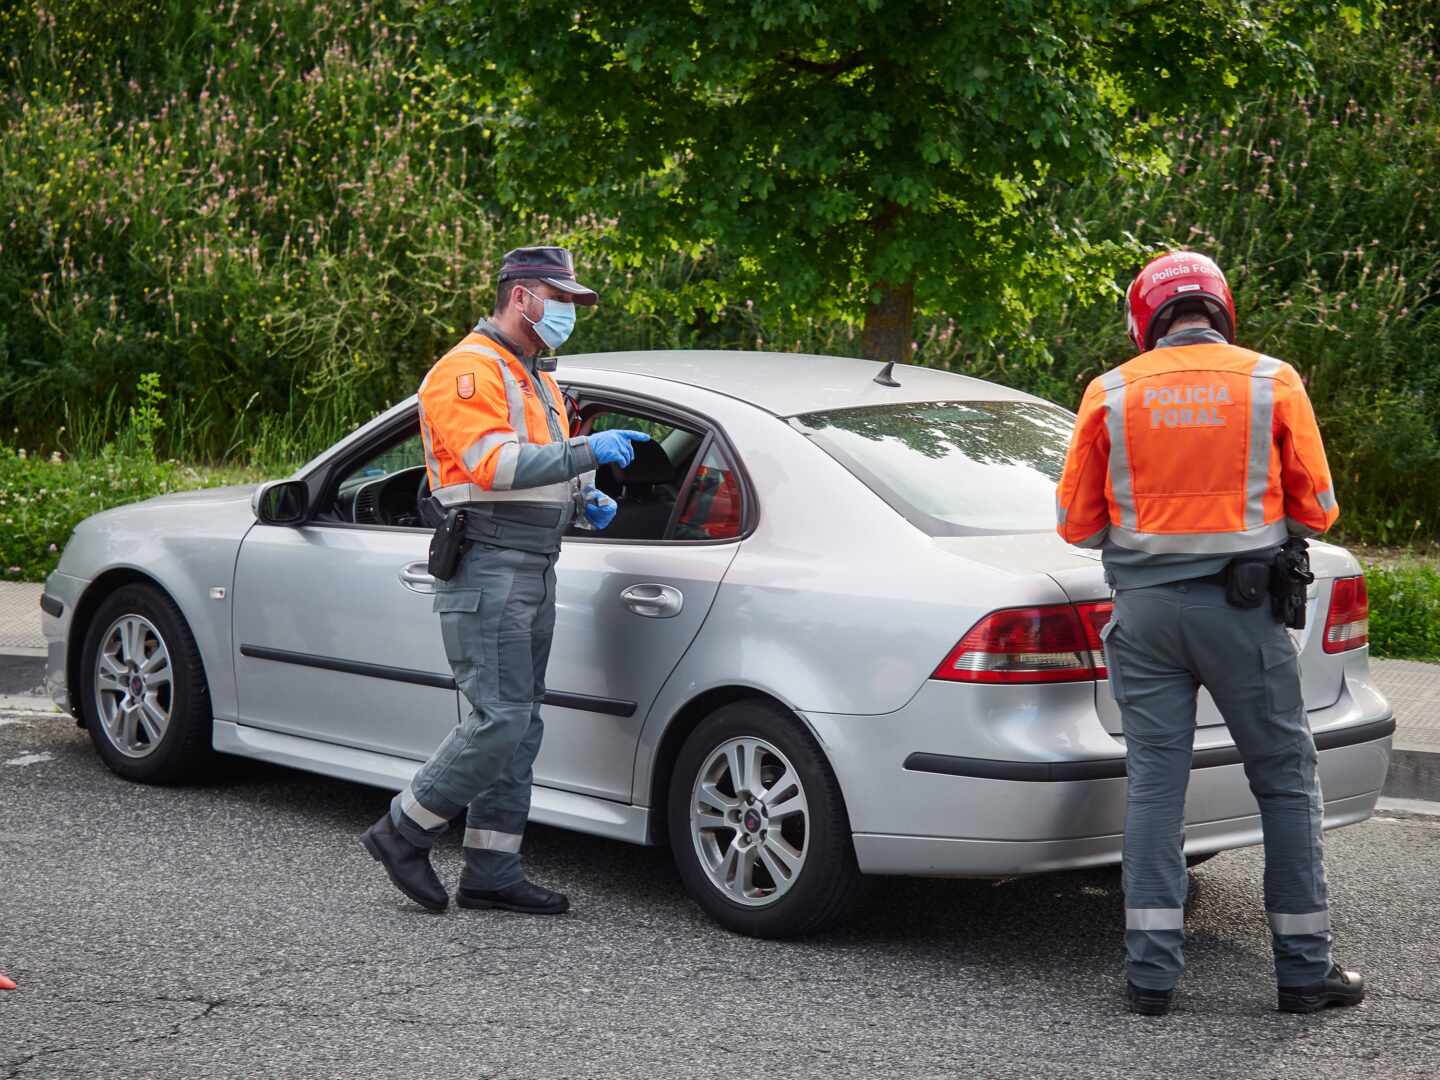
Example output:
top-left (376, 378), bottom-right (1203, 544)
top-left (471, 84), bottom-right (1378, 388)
top-left (668, 700), bottom-right (863, 938)
top-left (80, 583), bottom-right (215, 784)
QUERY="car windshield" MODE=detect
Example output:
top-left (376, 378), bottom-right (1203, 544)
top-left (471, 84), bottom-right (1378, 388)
top-left (790, 400), bottom-right (1074, 535)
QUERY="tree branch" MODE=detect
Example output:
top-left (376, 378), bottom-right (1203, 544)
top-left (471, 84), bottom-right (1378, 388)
top-left (779, 50), bottom-right (867, 78)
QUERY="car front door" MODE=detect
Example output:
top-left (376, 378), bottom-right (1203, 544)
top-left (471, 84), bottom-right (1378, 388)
top-left (534, 392), bottom-right (749, 803)
top-left (232, 422), bottom-right (461, 759)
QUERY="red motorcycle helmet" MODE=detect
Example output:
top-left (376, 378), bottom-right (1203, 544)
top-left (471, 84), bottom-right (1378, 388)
top-left (1124, 251), bottom-right (1236, 352)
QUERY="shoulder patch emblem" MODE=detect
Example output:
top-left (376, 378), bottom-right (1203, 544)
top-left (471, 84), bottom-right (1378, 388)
top-left (456, 372), bottom-right (476, 399)
top-left (517, 376), bottom-right (534, 397)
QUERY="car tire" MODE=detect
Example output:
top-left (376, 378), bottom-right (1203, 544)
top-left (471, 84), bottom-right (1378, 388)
top-left (1185, 852), bottom-right (1220, 868)
top-left (667, 699), bottom-right (863, 938)
top-left (79, 583), bottom-right (215, 784)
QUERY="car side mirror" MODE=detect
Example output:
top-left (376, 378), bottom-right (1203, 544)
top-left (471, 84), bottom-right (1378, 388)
top-left (253, 480), bottom-right (310, 526)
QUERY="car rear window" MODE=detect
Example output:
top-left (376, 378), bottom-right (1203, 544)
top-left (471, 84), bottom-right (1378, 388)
top-left (790, 400), bottom-right (1074, 535)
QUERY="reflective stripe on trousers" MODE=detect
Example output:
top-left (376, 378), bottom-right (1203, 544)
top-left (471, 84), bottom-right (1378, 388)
top-left (1104, 579), bottom-right (1332, 991)
top-left (390, 542), bottom-right (557, 891)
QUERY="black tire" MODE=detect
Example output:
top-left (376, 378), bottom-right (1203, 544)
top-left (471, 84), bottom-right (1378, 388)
top-left (667, 699), bottom-right (863, 938)
top-left (79, 583), bottom-right (215, 784)
top-left (1186, 851), bottom-right (1221, 868)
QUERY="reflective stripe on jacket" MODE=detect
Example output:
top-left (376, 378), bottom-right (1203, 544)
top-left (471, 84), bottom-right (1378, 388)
top-left (1055, 342), bottom-right (1339, 555)
top-left (418, 328), bottom-right (596, 551)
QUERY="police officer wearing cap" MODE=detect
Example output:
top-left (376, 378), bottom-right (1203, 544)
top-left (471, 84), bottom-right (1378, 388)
top-left (361, 246), bottom-right (650, 916)
top-left (1056, 250), bottom-right (1365, 1016)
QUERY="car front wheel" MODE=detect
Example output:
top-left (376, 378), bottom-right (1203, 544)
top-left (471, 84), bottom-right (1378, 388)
top-left (79, 583), bottom-right (215, 784)
top-left (667, 700), bottom-right (863, 938)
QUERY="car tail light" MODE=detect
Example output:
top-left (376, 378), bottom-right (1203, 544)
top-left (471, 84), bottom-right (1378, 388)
top-left (933, 602), bottom-right (1112, 684)
top-left (1074, 600), bottom-right (1114, 679)
top-left (1323, 575), bottom-right (1369, 653)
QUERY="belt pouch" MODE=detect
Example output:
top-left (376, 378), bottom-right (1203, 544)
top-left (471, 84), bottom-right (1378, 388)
top-left (428, 508), bottom-right (468, 580)
top-left (1225, 559), bottom-right (1270, 608)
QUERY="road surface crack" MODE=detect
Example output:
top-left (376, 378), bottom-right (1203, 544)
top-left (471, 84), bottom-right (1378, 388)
top-left (2, 997), bottom-right (218, 1078)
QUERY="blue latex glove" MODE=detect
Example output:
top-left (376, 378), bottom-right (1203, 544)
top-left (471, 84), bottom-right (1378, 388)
top-left (588, 429), bottom-right (650, 469)
top-left (582, 485), bottom-right (618, 530)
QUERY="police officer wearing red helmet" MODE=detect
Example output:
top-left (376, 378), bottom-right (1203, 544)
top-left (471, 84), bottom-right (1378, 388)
top-left (1056, 251), bottom-right (1364, 1016)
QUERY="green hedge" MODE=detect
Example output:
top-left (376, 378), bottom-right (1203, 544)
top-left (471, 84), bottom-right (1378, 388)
top-left (0, 443), bottom-right (259, 582)
top-left (1364, 564), bottom-right (1440, 661)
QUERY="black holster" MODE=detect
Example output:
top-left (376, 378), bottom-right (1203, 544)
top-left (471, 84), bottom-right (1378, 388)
top-left (1270, 537), bottom-right (1315, 630)
top-left (427, 508), bottom-right (468, 581)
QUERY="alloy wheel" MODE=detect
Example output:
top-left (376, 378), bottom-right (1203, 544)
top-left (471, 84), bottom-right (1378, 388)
top-left (93, 614), bottom-right (173, 759)
top-left (689, 736), bottom-right (809, 907)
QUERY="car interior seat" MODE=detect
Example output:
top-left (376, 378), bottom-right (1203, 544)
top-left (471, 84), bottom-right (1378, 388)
top-left (600, 437), bottom-right (680, 540)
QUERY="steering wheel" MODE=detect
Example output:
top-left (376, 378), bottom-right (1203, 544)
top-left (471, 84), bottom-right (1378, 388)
top-left (416, 469), bottom-right (431, 515)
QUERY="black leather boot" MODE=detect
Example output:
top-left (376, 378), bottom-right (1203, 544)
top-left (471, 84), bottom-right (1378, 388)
top-left (360, 813), bottom-right (449, 913)
top-left (457, 879), bottom-right (570, 915)
top-left (1278, 965), bottom-right (1365, 1013)
top-left (1125, 982), bottom-right (1174, 1016)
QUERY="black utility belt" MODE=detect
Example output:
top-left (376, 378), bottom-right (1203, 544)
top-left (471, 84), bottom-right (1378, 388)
top-left (1205, 540), bottom-right (1315, 630)
top-left (426, 499), bottom-right (570, 579)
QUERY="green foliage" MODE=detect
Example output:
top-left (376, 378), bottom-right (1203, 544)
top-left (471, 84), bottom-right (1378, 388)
top-left (126, 371), bottom-right (166, 459)
top-left (0, 2), bottom-right (1436, 547)
top-left (0, 443), bottom-right (170, 581)
top-left (0, 0), bottom-right (505, 461)
top-left (419, 0), bottom-right (1379, 360)
top-left (0, 438), bottom-right (268, 582)
top-left (1364, 564), bottom-right (1440, 661)
top-left (0, 365), bottom-right (272, 580)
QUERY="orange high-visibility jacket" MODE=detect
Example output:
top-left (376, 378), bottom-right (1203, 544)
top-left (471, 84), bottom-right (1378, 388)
top-left (1055, 342), bottom-right (1339, 554)
top-left (417, 328), bottom-right (596, 519)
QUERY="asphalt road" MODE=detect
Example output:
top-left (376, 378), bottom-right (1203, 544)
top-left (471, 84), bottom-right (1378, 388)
top-left (0, 657), bottom-right (44, 697)
top-left (3, 708), bottom-right (1438, 1080)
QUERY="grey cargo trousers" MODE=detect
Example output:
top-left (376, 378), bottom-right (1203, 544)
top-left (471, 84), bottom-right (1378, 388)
top-left (390, 542), bottom-right (556, 891)
top-left (1103, 579), bottom-right (1332, 991)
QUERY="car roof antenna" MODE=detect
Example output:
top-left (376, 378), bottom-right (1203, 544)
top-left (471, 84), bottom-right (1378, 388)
top-left (873, 361), bottom-right (901, 388)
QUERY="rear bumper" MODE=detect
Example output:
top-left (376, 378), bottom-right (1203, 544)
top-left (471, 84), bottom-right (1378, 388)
top-left (805, 670), bottom-right (1392, 879)
top-left (852, 772), bottom-right (1385, 878)
top-left (902, 715), bottom-right (1394, 782)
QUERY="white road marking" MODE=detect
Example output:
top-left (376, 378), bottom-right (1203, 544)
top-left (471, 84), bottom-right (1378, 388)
top-left (0, 695), bottom-right (57, 712)
top-left (0, 719), bottom-right (32, 728)
top-left (3, 752), bottom-right (53, 766)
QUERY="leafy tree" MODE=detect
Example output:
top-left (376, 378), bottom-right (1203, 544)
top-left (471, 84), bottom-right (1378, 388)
top-left (419, 0), bottom-right (1379, 363)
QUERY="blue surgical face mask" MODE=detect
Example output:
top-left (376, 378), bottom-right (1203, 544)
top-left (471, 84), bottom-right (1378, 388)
top-left (521, 288), bottom-right (576, 350)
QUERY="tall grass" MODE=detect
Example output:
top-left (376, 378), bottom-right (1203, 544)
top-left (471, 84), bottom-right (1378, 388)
top-left (0, 0), bottom-right (506, 464)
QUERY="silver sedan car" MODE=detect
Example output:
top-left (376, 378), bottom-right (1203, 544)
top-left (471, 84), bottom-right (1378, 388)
top-left (41, 350), bottom-right (1394, 937)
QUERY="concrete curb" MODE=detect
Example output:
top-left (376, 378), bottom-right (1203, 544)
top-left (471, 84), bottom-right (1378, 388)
top-left (1376, 796), bottom-right (1440, 818)
top-left (1380, 749), bottom-right (1440, 802)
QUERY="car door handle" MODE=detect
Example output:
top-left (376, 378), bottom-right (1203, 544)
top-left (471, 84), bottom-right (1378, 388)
top-left (620, 583), bottom-right (684, 619)
top-left (399, 561), bottom-right (437, 594)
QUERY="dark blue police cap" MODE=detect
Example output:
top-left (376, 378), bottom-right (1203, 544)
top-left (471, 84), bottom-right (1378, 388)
top-left (498, 246), bottom-right (598, 306)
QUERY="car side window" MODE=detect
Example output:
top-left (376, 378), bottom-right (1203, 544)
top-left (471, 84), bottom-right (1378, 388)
top-left (674, 442), bottom-right (745, 541)
top-left (325, 428), bottom-right (427, 527)
top-left (573, 407), bottom-right (701, 542)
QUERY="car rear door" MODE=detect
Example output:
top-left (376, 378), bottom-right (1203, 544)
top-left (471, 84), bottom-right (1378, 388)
top-left (536, 389), bottom-right (747, 802)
